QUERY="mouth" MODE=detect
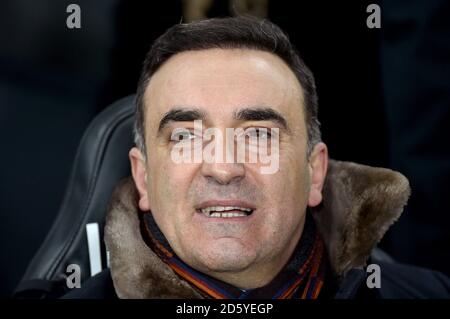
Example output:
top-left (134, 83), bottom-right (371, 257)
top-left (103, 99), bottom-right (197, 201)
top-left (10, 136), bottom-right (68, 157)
top-left (196, 201), bottom-right (255, 218)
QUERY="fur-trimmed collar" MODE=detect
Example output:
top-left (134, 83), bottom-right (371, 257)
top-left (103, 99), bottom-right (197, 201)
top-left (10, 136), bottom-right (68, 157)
top-left (104, 160), bottom-right (411, 298)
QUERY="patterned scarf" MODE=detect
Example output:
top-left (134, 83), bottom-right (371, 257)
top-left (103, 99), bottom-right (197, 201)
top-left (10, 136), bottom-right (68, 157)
top-left (142, 212), bottom-right (326, 299)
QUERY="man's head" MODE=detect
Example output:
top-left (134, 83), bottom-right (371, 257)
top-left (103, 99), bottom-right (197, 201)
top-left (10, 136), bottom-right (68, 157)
top-left (129, 16), bottom-right (328, 289)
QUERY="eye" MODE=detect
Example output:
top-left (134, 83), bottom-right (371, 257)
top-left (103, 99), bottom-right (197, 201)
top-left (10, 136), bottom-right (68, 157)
top-left (257, 128), bottom-right (272, 139)
top-left (246, 127), bottom-right (272, 139)
top-left (170, 129), bottom-right (196, 142)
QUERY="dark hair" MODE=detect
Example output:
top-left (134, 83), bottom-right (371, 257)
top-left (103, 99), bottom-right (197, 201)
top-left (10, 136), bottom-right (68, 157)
top-left (135, 16), bottom-right (321, 157)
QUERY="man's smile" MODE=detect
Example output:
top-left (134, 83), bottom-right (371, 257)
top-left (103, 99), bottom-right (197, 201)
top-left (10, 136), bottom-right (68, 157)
top-left (195, 200), bottom-right (256, 220)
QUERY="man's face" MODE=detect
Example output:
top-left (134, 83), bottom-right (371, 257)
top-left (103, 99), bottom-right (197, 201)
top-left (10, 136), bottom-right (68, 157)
top-left (130, 49), bottom-right (327, 286)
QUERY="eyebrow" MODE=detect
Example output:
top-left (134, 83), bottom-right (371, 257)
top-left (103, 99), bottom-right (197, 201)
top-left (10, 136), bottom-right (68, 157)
top-left (234, 107), bottom-right (290, 132)
top-left (158, 108), bottom-right (206, 133)
top-left (157, 106), bottom-right (290, 134)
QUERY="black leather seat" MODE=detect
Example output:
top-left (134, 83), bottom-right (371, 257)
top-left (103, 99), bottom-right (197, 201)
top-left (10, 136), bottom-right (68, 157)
top-left (14, 95), bottom-right (136, 298)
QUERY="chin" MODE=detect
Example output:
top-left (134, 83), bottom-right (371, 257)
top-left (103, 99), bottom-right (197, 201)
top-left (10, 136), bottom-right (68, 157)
top-left (194, 238), bottom-right (256, 272)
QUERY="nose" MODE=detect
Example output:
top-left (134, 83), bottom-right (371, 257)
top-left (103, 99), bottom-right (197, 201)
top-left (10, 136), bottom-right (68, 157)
top-left (201, 161), bottom-right (245, 185)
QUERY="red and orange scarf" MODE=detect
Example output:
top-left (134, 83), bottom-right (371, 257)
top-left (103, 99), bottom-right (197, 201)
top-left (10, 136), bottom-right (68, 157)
top-left (143, 213), bottom-right (326, 299)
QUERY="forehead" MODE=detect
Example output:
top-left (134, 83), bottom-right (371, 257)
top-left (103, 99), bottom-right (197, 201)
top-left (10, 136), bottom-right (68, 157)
top-left (144, 48), bottom-right (304, 127)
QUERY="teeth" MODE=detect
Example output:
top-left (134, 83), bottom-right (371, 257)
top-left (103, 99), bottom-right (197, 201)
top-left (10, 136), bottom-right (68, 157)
top-left (200, 206), bottom-right (253, 217)
top-left (210, 212), bottom-right (248, 218)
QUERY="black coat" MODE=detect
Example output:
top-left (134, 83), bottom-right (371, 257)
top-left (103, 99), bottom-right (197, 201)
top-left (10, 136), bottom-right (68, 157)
top-left (63, 259), bottom-right (450, 299)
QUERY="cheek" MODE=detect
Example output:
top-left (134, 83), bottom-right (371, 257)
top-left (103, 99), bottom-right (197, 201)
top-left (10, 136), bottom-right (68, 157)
top-left (278, 149), bottom-right (309, 192)
top-left (259, 150), bottom-right (310, 221)
top-left (147, 157), bottom-right (200, 220)
top-left (149, 160), bottom-right (192, 204)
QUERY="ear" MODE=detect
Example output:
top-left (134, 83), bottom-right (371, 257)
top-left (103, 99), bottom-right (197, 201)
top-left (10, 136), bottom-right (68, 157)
top-left (129, 147), bottom-right (151, 211)
top-left (307, 142), bottom-right (328, 207)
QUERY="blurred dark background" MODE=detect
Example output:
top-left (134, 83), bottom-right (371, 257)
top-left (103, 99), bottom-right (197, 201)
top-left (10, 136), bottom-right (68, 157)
top-left (0, 0), bottom-right (449, 297)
